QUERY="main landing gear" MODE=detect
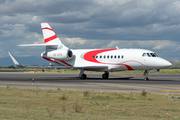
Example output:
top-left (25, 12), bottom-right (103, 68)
top-left (79, 69), bottom-right (87, 79)
top-left (144, 70), bottom-right (149, 81)
top-left (102, 71), bottom-right (109, 79)
top-left (80, 74), bottom-right (87, 79)
top-left (79, 69), bottom-right (110, 79)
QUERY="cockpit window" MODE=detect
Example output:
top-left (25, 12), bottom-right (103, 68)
top-left (150, 53), bottom-right (156, 57)
top-left (142, 53), bottom-right (158, 57)
top-left (142, 53), bottom-right (147, 57)
top-left (154, 53), bottom-right (159, 57)
top-left (147, 53), bottom-right (151, 57)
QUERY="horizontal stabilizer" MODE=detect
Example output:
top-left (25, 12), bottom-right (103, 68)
top-left (18, 43), bottom-right (58, 47)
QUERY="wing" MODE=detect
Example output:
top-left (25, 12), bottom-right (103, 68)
top-left (35, 66), bottom-right (108, 71)
top-left (74, 66), bottom-right (108, 70)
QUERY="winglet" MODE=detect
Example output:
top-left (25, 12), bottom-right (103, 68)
top-left (8, 52), bottom-right (25, 68)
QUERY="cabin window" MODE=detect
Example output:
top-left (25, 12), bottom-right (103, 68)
top-left (122, 55), bottom-right (124, 59)
top-left (104, 55), bottom-right (106, 59)
top-left (100, 56), bottom-right (102, 59)
top-left (107, 55), bottom-right (109, 59)
top-left (96, 55), bottom-right (98, 58)
top-left (111, 55), bottom-right (113, 59)
top-left (92, 56), bottom-right (94, 59)
top-left (118, 55), bottom-right (120, 59)
top-left (114, 55), bottom-right (116, 59)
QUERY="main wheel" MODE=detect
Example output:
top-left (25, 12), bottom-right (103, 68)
top-left (80, 74), bottom-right (87, 79)
top-left (102, 74), bottom-right (109, 79)
top-left (144, 77), bottom-right (149, 81)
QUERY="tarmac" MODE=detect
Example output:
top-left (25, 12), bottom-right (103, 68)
top-left (0, 72), bottom-right (180, 94)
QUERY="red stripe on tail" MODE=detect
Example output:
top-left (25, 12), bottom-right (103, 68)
top-left (42, 28), bottom-right (54, 31)
top-left (44, 34), bottom-right (58, 43)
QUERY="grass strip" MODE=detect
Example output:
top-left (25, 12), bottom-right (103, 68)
top-left (0, 87), bottom-right (180, 120)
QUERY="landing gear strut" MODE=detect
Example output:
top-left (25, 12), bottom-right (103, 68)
top-left (79, 69), bottom-right (87, 79)
top-left (102, 71), bottom-right (109, 79)
top-left (144, 70), bottom-right (149, 81)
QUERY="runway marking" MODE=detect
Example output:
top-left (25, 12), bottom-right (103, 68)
top-left (161, 90), bottom-right (180, 92)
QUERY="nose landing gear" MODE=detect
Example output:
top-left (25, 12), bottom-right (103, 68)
top-left (144, 70), bottom-right (149, 81)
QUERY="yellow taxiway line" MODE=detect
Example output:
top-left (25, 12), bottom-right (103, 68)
top-left (161, 90), bottom-right (180, 92)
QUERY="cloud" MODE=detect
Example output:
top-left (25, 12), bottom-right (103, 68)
top-left (0, 0), bottom-right (180, 61)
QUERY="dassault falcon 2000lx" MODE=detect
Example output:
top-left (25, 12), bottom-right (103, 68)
top-left (19, 23), bottom-right (172, 80)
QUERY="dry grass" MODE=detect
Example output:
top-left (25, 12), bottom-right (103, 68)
top-left (62, 105), bottom-right (66, 114)
top-left (59, 93), bottom-right (68, 100)
top-left (0, 87), bottom-right (180, 120)
top-left (46, 108), bottom-right (56, 117)
top-left (141, 89), bottom-right (147, 97)
top-left (73, 100), bottom-right (83, 112)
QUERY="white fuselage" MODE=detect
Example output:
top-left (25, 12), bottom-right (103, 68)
top-left (19, 23), bottom-right (172, 80)
top-left (42, 48), bottom-right (172, 71)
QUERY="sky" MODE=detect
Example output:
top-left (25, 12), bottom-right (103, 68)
top-left (0, 0), bottom-right (180, 62)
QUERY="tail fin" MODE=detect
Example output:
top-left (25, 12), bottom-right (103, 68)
top-left (41, 23), bottom-right (68, 51)
top-left (8, 52), bottom-right (25, 68)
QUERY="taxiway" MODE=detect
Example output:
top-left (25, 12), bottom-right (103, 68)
top-left (0, 72), bottom-right (180, 94)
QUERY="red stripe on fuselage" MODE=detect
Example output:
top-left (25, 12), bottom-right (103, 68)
top-left (59, 60), bottom-right (72, 67)
top-left (83, 49), bottom-right (148, 70)
top-left (42, 57), bottom-right (64, 66)
top-left (42, 57), bottom-right (72, 67)
top-left (83, 49), bottom-right (116, 63)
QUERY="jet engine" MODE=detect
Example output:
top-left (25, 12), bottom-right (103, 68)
top-left (42, 49), bottom-right (73, 60)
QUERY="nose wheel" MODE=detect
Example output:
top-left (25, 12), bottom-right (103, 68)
top-left (144, 70), bottom-right (149, 81)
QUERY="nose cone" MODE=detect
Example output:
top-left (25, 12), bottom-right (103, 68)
top-left (156, 58), bottom-right (172, 69)
top-left (161, 60), bottom-right (172, 68)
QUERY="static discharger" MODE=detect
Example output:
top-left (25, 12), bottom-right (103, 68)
top-left (32, 79), bottom-right (34, 85)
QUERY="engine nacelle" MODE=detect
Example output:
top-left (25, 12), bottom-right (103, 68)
top-left (42, 49), bottom-right (73, 60)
